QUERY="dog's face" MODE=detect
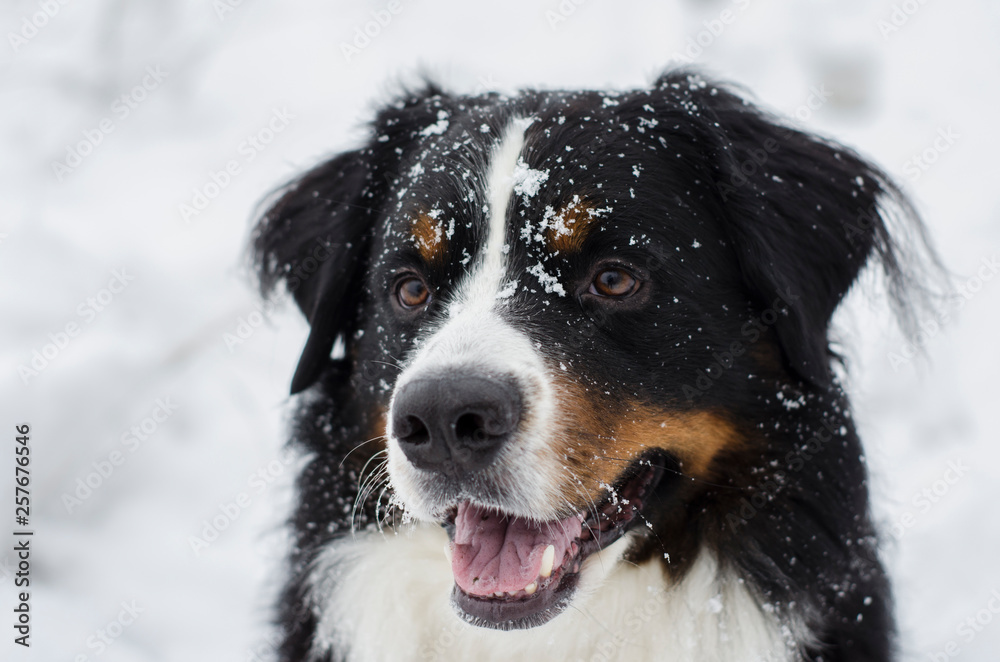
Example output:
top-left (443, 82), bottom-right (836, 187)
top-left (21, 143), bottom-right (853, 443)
top-left (375, 103), bottom-right (752, 627)
top-left (255, 73), bottom-right (905, 631)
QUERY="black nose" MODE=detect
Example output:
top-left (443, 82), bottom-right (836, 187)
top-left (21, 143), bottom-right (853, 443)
top-left (391, 374), bottom-right (521, 476)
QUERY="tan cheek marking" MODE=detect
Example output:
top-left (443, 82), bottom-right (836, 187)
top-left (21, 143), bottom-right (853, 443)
top-left (552, 382), bottom-right (741, 505)
top-left (607, 409), bottom-right (738, 479)
top-left (411, 212), bottom-right (447, 264)
top-left (544, 198), bottom-right (601, 254)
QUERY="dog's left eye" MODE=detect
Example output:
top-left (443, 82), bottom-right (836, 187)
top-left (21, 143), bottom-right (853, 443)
top-left (395, 275), bottom-right (430, 309)
top-left (590, 267), bottom-right (640, 298)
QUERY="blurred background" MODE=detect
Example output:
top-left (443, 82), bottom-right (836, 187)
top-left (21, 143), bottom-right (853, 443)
top-left (1, 0), bottom-right (998, 660)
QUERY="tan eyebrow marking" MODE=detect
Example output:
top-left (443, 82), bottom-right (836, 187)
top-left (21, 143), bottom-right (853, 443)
top-left (543, 196), bottom-right (603, 253)
top-left (411, 212), bottom-right (447, 264)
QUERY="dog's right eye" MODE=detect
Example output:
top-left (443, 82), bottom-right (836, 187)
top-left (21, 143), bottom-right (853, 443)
top-left (591, 268), bottom-right (639, 298)
top-left (394, 275), bottom-right (430, 310)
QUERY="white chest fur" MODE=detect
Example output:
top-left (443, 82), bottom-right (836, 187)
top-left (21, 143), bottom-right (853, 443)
top-left (307, 525), bottom-right (802, 662)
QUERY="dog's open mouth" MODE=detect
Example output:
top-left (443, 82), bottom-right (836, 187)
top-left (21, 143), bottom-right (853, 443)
top-left (444, 458), bottom-right (665, 629)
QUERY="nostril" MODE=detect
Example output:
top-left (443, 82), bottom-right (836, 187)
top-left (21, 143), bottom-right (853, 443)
top-left (455, 413), bottom-right (488, 445)
top-left (398, 415), bottom-right (430, 446)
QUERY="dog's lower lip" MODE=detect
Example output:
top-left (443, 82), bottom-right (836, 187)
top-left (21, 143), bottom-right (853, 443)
top-left (451, 565), bottom-right (581, 629)
top-left (444, 456), bottom-right (665, 629)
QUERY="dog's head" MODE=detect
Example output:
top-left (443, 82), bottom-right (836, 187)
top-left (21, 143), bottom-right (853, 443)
top-left (255, 72), bottom-right (917, 630)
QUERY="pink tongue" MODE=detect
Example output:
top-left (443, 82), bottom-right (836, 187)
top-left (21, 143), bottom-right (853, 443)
top-left (450, 502), bottom-right (582, 596)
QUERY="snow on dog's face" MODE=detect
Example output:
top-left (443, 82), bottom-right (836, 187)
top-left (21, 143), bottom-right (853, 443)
top-left (364, 95), bottom-right (751, 629)
top-left (255, 73), bottom-right (905, 630)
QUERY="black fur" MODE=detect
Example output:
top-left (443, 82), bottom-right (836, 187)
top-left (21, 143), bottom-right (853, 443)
top-left (252, 70), bottom-right (934, 661)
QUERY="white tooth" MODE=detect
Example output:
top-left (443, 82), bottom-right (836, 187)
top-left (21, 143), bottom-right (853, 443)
top-left (494, 591), bottom-right (504, 598)
top-left (444, 544), bottom-right (452, 563)
top-left (540, 544), bottom-right (555, 578)
top-left (525, 582), bottom-right (537, 595)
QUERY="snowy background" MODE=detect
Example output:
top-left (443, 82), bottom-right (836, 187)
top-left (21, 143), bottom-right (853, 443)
top-left (1, 0), bottom-right (998, 660)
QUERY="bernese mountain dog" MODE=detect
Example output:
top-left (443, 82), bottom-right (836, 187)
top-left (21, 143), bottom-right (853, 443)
top-left (252, 70), bottom-right (930, 662)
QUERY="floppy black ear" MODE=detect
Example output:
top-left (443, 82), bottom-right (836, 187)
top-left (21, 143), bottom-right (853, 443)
top-left (253, 82), bottom-right (449, 395)
top-left (253, 149), bottom-right (375, 394)
top-left (656, 72), bottom-right (920, 386)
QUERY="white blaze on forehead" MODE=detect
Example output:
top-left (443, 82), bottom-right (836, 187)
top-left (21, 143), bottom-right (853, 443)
top-left (448, 116), bottom-right (533, 316)
top-left (387, 117), bottom-right (562, 523)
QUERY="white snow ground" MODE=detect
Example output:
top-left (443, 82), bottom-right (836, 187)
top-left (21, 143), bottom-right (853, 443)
top-left (1, 1), bottom-right (998, 660)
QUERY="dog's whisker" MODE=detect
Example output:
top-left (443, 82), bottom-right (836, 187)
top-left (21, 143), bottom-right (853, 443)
top-left (373, 480), bottom-right (393, 536)
top-left (339, 435), bottom-right (387, 469)
top-left (367, 359), bottom-right (404, 372)
top-left (351, 455), bottom-right (389, 536)
top-left (568, 483), bottom-right (607, 570)
top-left (357, 463), bottom-right (388, 512)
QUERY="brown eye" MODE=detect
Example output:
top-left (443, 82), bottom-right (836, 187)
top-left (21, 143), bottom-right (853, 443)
top-left (395, 276), bottom-right (429, 309)
top-left (591, 268), bottom-right (639, 298)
